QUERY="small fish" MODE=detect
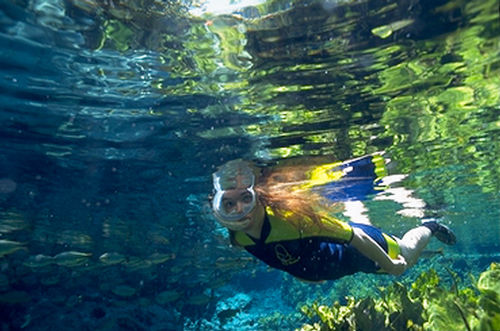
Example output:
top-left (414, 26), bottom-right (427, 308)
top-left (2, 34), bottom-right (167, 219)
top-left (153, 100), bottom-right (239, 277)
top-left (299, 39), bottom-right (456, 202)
top-left (187, 293), bottom-right (211, 306)
top-left (0, 214), bottom-right (27, 233)
top-left (124, 256), bottom-right (152, 270)
top-left (23, 254), bottom-right (54, 268)
top-left (0, 239), bottom-right (26, 258)
top-left (210, 277), bottom-right (228, 289)
top-left (421, 247), bottom-right (445, 258)
top-left (148, 252), bottom-right (175, 264)
top-left (215, 256), bottom-right (255, 268)
top-left (99, 252), bottom-right (126, 265)
top-left (111, 285), bottom-right (136, 298)
top-left (156, 290), bottom-right (182, 305)
top-left (53, 251), bottom-right (91, 267)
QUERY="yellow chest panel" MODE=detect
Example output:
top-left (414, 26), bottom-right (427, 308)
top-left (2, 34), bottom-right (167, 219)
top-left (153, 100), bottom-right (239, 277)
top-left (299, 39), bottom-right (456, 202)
top-left (233, 207), bottom-right (353, 246)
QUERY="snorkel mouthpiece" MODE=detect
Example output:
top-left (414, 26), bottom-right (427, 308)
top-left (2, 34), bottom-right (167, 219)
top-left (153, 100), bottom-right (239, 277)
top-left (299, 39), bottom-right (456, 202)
top-left (212, 160), bottom-right (257, 230)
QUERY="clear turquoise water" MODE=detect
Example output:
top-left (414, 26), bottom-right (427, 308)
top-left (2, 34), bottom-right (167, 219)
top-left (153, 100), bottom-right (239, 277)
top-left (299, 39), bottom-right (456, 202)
top-left (0, 0), bottom-right (498, 329)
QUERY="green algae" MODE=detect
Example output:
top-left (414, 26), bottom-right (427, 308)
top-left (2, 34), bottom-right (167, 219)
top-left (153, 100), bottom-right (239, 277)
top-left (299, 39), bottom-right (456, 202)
top-left (371, 19), bottom-right (415, 39)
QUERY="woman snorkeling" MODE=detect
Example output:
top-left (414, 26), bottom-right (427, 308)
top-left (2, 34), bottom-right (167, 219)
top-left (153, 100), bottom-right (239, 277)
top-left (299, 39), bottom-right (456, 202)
top-left (211, 156), bottom-right (456, 282)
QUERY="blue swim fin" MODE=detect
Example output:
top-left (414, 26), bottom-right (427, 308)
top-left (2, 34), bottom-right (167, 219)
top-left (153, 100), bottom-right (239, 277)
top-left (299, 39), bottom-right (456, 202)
top-left (309, 153), bottom-right (388, 202)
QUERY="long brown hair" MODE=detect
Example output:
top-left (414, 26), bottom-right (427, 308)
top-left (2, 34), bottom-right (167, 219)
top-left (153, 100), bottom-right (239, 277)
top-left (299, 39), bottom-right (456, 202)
top-left (254, 162), bottom-right (343, 230)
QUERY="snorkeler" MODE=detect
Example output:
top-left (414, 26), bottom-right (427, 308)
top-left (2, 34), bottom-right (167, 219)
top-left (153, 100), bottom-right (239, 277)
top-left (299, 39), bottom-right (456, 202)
top-left (211, 157), bottom-right (456, 282)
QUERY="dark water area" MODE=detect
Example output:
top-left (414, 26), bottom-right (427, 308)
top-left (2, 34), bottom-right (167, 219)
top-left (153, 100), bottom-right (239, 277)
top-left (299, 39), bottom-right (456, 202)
top-left (0, 0), bottom-right (499, 330)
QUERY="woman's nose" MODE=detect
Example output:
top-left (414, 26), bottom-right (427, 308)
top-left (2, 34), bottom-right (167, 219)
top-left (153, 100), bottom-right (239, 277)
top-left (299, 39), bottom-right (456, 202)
top-left (236, 202), bottom-right (244, 212)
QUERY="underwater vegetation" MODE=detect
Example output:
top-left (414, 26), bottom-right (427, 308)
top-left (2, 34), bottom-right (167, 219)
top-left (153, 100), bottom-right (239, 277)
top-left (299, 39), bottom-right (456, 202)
top-left (298, 263), bottom-right (500, 331)
top-left (0, 0), bottom-right (498, 329)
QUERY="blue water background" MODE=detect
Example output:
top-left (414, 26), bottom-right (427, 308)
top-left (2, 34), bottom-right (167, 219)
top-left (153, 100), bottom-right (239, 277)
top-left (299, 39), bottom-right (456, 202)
top-left (0, 0), bottom-right (499, 329)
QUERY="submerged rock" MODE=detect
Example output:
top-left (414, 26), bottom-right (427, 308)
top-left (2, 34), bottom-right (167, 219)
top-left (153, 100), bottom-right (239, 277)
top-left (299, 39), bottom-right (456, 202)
top-left (216, 292), bottom-right (252, 322)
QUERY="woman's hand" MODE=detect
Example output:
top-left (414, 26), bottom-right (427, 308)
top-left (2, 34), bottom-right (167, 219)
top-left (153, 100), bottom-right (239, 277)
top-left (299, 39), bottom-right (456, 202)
top-left (384, 255), bottom-right (408, 276)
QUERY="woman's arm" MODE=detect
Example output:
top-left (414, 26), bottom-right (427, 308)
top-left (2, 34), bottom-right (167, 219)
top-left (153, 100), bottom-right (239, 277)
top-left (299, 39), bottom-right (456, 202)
top-left (350, 227), bottom-right (407, 275)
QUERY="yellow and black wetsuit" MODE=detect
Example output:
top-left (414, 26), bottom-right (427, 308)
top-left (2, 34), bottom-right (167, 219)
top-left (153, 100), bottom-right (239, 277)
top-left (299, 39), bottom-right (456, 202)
top-left (230, 207), bottom-right (400, 282)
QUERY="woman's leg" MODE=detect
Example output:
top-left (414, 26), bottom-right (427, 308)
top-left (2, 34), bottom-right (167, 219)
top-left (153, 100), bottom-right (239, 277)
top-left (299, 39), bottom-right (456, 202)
top-left (396, 221), bottom-right (456, 267)
top-left (396, 226), bottom-right (433, 267)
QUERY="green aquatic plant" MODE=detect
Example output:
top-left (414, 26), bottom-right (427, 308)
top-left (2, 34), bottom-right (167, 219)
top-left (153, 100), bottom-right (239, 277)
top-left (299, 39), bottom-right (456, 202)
top-left (298, 263), bottom-right (500, 331)
top-left (475, 263), bottom-right (500, 331)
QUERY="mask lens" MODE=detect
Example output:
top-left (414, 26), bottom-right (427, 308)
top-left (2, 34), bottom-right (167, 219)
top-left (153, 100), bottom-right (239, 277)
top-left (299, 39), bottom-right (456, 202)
top-left (223, 191), bottom-right (253, 213)
top-left (213, 187), bottom-right (256, 223)
top-left (222, 199), bottom-right (237, 214)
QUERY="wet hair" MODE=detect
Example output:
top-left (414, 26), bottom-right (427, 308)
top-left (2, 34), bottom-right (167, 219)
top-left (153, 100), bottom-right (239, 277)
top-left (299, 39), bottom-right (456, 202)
top-left (255, 162), bottom-right (342, 230)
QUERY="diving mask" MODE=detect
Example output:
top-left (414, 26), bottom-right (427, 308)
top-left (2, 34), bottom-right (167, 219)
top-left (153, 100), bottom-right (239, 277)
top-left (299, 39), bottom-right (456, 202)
top-left (212, 160), bottom-right (257, 229)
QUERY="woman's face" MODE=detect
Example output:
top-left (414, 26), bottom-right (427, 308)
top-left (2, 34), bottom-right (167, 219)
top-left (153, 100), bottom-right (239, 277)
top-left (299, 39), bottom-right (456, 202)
top-left (216, 188), bottom-right (265, 231)
top-left (220, 189), bottom-right (254, 216)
